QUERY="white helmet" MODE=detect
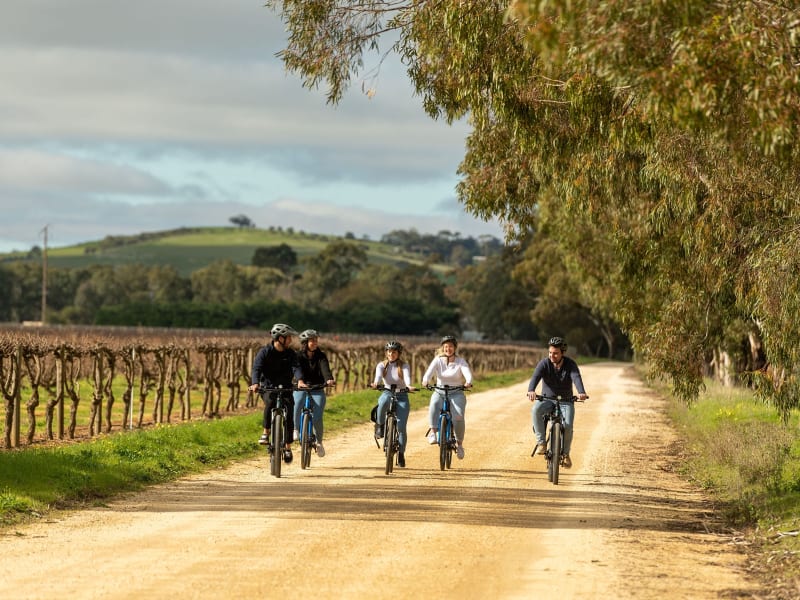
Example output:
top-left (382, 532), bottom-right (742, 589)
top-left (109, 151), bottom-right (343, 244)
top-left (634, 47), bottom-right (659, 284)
top-left (270, 323), bottom-right (297, 340)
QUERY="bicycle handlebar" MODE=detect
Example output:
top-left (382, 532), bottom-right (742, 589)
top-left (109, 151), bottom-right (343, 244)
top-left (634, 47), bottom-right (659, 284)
top-left (294, 383), bottom-right (330, 391)
top-left (426, 384), bottom-right (470, 392)
top-left (371, 384), bottom-right (416, 393)
top-left (535, 394), bottom-right (587, 402)
top-left (257, 384), bottom-right (292, 393)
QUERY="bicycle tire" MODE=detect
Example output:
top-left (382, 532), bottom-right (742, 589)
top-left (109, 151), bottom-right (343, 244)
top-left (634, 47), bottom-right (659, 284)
top-left (272, 411), bottom-right (284, 478)
top-left (438, 413), bottom-right (448, 471)
top-left (384, 415), bottom-right (397, 475)
top-left (550, 421), bottom-right (562, 485)
top-left (300, 411), bottom-right (312, 469)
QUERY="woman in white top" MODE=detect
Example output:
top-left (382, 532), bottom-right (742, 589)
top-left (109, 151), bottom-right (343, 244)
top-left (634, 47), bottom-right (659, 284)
top-left (371, 340), bottom-right (415, 467)
top-left (421, 335), bottom-right (473, 459)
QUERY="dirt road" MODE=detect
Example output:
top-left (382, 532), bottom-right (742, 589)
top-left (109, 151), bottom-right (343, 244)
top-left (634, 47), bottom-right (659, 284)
top-left (1, 363), bottom-right (758, 599)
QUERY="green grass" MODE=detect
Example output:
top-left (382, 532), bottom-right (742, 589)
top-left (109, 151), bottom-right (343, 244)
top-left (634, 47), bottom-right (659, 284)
top-left (666, 379), bottom-right (800, 582)
top-left (0, 370), bottom-right (530, 528)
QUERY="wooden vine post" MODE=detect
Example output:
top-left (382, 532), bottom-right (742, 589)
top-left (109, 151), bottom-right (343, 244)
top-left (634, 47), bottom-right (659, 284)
top-left (13, 346), bottom-right (21, 448)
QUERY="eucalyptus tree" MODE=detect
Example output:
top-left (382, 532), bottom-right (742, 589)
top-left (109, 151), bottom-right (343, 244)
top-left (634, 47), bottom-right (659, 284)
top-left (268, 0), bottom-right (800, 412)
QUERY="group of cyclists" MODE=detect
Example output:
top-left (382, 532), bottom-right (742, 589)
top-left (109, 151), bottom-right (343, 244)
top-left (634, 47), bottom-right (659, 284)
top-left (250, 323), bottom-right (588, 470)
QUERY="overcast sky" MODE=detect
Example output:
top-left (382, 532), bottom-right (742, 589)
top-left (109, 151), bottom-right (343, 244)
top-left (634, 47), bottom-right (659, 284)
top-left (0, 0), bottom-right (503, 253)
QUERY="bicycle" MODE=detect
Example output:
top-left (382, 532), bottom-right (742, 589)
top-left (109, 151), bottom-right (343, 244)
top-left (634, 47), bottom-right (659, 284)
top-left (373, 384), bottom-right (412, 475)
top-left (531, 394), bottom-right (586, 485)
top-left (426, 384), bottom-right (468, 471)
top-left (259, 384), bottom-right (293, 478)
top-left (294, 383), bottom-right (328, 470)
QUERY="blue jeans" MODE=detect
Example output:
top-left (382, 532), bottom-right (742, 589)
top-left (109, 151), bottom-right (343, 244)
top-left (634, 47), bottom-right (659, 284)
top-left (532, 399), bottom-right (576, 455)
top-left (376, 390), bottom-right (410, 452)
top-left (293, 389), bottom-right (327, 443)
top-left (428, 390), bottom-right (467, 443)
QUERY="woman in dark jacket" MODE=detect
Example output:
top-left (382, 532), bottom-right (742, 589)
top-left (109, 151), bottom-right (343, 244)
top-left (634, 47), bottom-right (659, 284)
top-left (292, 329), bottom-right (336, 457)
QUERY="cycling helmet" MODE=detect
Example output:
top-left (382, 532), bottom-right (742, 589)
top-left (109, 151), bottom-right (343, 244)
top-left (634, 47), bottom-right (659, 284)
top-left (299, 329), bottom-right (319, 343)
top-left (270, 323), bottom-right (298, 340)
top-left (385, 341), bottom-right (403, 352)
top-left (548, 336), bottom-right (567, 351)
top-left (440, 335), bottom-right (458, 348)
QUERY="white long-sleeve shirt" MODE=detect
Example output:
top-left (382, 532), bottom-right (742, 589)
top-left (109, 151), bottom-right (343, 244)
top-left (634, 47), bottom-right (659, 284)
top-left (373, 360), bottom-right (412, 389)
top-left (421, 355), bottom-right (473, 387)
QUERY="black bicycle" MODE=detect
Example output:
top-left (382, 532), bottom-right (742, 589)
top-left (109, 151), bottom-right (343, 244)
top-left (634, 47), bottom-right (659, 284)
top-left (426, 384), bottom-right (467, 470)
top-left (532, 394), bottom-right (586, 485)
top-left (373, 384), bottom-right (411, 475)
top-left (295, 384), bottom-right (327, 470)
top-left (259, 385), bottom-right (293, 478)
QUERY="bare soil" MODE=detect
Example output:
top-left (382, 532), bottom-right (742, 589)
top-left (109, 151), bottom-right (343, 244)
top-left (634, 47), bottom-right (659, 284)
top-left (0, 363), bottom-right (766, 598)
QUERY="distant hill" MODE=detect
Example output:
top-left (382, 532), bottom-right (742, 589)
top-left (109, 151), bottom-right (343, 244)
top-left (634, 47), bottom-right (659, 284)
top-left (0, 226), bottom-right (451, 277)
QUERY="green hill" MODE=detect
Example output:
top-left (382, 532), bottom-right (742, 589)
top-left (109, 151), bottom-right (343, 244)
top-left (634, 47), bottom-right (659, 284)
top-left (4, 227), bottom-right (447, 277)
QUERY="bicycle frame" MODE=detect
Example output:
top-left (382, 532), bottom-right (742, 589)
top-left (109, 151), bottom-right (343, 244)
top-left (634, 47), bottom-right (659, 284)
top-left (259, 385), bottom-right (292, 478)
top-left (532, 394), bottom-right (581, 485)
top-left (427, 384), bottom-right (466, 471)
top-left (295, 384), bottom-right (327, 470)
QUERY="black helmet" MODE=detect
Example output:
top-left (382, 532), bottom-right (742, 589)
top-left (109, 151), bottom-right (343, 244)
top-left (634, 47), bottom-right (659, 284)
top-left (385, 341), bottom-right (403, 352)
top-left (299, 329), bottom-right (319, 343)
top-left (270, 323), bottom-right (298, 340)
top-left (440, 335), bottom-right (458, 348)
top-left (548, 336), bottom-right (567, 351)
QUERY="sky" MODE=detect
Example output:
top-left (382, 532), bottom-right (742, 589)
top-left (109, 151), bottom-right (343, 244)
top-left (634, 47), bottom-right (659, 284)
top-left (0, 0), bottom-right (504, 253)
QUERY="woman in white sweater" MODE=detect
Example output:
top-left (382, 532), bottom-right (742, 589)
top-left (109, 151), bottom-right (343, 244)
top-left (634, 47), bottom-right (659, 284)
top-left (421, 335), bottom-right (473, 459)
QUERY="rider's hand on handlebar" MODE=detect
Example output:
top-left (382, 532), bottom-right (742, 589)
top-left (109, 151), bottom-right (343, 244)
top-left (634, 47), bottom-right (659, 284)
top-left (578, 393), bottom-right (589, 401)
top-left (527, 391), bottom-right (537, 402)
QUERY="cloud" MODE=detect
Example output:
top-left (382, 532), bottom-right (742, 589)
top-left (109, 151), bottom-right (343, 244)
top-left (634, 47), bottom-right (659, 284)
top-left (0, 1), bottom-right (497, 254)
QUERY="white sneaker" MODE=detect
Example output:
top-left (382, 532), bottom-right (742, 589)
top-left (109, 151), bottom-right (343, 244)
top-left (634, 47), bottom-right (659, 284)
top-left (316, 442), bottom-right (325, 458)
top-left (293, 430), bottom-right (299, 441)
top-left (427, 431), bottom-right (437, 444)
top-left (536, 441), bottom-right (546, 455)
top-left (456, 445), bottom-right (465, 460)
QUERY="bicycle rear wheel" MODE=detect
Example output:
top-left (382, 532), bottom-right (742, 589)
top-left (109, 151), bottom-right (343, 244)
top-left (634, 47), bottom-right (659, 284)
top-left (300, 411), bottom-right (312, 469)
top-left (271, 411), bottom-right (284, 478)
top-left (438, 414), bottom-right (448, 471)
top-left (384, 416), bottom-right (397, 475)
top-left (550, 422), bottom-right (562, 485)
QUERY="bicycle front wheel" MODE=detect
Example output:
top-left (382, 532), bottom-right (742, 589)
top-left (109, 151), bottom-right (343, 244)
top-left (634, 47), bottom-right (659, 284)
top-left (300, 412), bottom-right (312, 469)
top-left (384, 416), bottom-right (397, 475)
top-left (271, 411), bottom-right (284, 478)
top-left (438, 414), bottom-right (448, 471)
top-left (550, 422), bottom-right (562, 485)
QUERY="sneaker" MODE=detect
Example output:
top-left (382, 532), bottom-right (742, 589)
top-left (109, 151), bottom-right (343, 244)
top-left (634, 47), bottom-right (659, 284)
top-left (427, 431), bottom-right (437, 445)
top-left (562, 455), bottom-right (572, 468)
top-left (397, 451), bottom-right (406, 468)
top-left (293, 430), bottom-right (299, 441)
top-left (316, 442), bottom-right (325, 458)
top-left (536, 442), bottom-right (546, 455)
top-left (374, 423), bottom-right (384, 438)
top-left (456, 445), bottom-right (465, 460)
top-left (258, 433), bottom-right (269, 446)
top-left (283, 447), bottom-right (293, 463)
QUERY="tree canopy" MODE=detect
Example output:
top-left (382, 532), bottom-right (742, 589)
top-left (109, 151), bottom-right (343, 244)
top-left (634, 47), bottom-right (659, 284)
top-left (267, 0), bottom-right (800, 412)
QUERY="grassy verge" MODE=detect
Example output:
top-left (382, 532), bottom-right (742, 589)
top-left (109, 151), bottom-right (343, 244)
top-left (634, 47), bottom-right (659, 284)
top-left (664, 378), bottom-right (800, 589)
top-left (0, 370), bottom-right (530, 528)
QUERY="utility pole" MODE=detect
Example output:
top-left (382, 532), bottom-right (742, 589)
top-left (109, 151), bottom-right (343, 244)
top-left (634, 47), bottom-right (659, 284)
top-left (40, 224), bottom-right (49, 324)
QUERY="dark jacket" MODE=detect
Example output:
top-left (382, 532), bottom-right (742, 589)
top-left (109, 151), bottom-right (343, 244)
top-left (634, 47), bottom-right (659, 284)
top-left (298, 348), bottom-right (334, 386)
top-left (251, 343), bottom-right (302, 388)
top-left (527, 356), bottom-right (586, 400)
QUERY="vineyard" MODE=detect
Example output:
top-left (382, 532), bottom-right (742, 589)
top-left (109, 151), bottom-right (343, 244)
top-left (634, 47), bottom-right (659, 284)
top-left (0, 325), bottom-right (540, 449)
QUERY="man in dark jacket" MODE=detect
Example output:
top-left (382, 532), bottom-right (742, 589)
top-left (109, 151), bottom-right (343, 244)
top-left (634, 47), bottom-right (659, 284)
top-left (249, 323), bottom-right (302, 463)
top-left (526, 336), bottom-right (589, 468)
